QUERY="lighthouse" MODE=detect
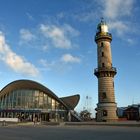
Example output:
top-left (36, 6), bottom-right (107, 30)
top-left (94, 19), bottom-right (118, 122)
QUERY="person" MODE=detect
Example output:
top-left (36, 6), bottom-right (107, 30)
top-left (2, 120), bottom-right (6, 126)
top-left (33, 117), bottom-right (36, 125)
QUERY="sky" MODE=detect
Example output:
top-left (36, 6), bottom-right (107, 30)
top-left (0, 0), bottom-right (140, 116)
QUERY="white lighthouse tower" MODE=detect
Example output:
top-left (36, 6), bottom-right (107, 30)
top-left (94, 19), bottom-right (118, 122)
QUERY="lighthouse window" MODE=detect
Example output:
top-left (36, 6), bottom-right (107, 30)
top-left (102, 52), bottom-right (104, 57)
top-left (101, 42), bottom-right (104, 47)
top-left (102, 92), bottom-right (107, 99)
top-left (103, 110), bottom-right (108, 116)
top-left (102, 63), bottom-right (105, 67)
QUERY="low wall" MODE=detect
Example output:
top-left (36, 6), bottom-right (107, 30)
top-left (65, 121), bottom-right (140, 127)
top-left (0, 118), bottom-right (18, 122)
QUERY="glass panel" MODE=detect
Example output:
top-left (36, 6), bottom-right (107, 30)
top-left (55, 101), bottom-right (59, 109)
top-left (33, 90), bottom-right (39, 108)
top-left (48, 96), bottom-right (52, 109)
top-left (7, 94), bottom-right (10, 109)
top-left (1, 96), bottom-right (4, 109)
top-left (13, 91), bottom-right (17, 108)
top-left (17, 90), bottom-right (21, 108)
top-left (39, 91), bottom-right (44, 109)
top-left (3, 95), bottom-right (6, 109)
top-left (59, 104), bottom-right (65, 110)
top-left (25, 90), bottom-right (29, 109)
top-left (5, 94), bottom-right (7, 109)
top-left (43, 94), bottom-right (48, 109)
top-left (0, 89), bottom-right (67, 112)
top-left (7, 92), bottom-right (11, 109)
top-left (52, 99), bottom-right (55, 110)
top-left (0, 98), bottom-right (1, 109)
top-left (28, 90), bottom-right (33, 108)
top-left (21, 90), bottom-right (25, 108)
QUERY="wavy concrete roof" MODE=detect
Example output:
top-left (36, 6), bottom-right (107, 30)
top-left (0, 79), bottom-right (80, 110)
top-left (60, 95), bottom-right (80, 110)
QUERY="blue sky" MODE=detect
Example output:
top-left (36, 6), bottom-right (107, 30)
top-left (0, 0), bottom-right (140, 116)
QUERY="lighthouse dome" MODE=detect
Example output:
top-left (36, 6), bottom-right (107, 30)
top-left (97, 18), bottom-right (108, 33)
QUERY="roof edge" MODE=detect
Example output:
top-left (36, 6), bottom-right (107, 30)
top-left (60, 94), bottom-right (80, 110)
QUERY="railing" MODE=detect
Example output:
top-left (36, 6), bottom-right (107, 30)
top-left (94, 67), bottom-right (117, 73)
top-left (95, 32), bottom-right (112, 41)
top-left (70, 110), bottom-right (82, 122)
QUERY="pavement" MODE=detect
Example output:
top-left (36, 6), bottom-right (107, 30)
top-left (1, 121), bottom-right (140, 127)
top-left (65, 121), bottom-right (140, 127)
top-left (0, 124), bottom-right (140, 140)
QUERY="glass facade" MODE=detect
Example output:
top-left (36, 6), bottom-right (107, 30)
top-left (0, 89), bottom-right (66, 110)
top-left (0, 89), bottom-right (67, 122)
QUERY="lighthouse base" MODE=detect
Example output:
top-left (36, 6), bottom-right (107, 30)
top-left (96, 103), bottom-right (118, 122)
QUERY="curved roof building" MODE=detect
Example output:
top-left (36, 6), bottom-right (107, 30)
top-left (0, 80), bottom-right (80, 122)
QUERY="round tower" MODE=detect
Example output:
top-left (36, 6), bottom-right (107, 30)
top-left (94, 19), bottom-right (118, 122)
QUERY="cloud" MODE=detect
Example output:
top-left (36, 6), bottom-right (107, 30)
top-left (20, 29), bottom-right (35, 43)
top-left (57, 12), bottom-right (65, 19)
top-left (40, 23), bottom-right (79, 49)
top-left (39, 59), bottom-right (56, 71)
top-left (77, 11), bottom-right (98, 22)
top-left (26, 12), bottom-right (34, 21)
top-left (127, 38), bottom-right (134, 44)
top-left (63, 24), bottom-right (80, 37)
top-left (39, 53), bottom-right (81, 73)
top-left (42, 44), bottom-right (49, 52)
top-left (72, 0), bottom-right (135, 23)
top-left (102, 0), bottom-right (134, 19)
top-left (72, 0), bottom-right (100, 23)
top-left (108, 21), bottom-right (129, 35)
top-left (0, 32), bottom-right (39, 77)
top-left (39, 58), bottom-right (73, 73)
top-left (97, 0), bottom-right (136, 40)
top-left (61, 54), bottom-right (81, 63)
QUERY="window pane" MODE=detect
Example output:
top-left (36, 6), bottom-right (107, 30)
top-left (48, 96), bottom-right (52, 109)
top-left (52, 99), bottom-right (55, 110)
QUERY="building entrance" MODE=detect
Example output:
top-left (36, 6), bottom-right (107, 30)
top-left (41, 113), bottom-right (50, 121)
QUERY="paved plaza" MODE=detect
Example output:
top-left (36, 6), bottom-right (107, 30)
top-left (0, 125), bottom-right (140, 140)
